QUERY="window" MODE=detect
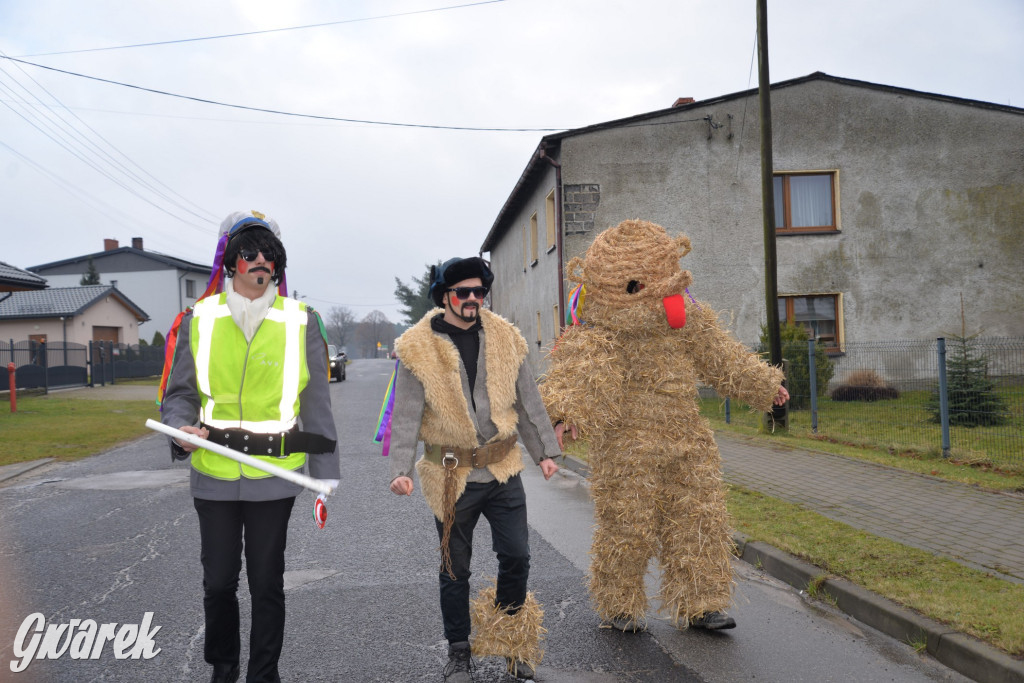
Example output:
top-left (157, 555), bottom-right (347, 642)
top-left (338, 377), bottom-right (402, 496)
top-left (521, 225), bottom-right (529, 270)
top-left (778, 294), bottom-right (842, 349)
top-left (185, 279), bottom-right (196, 298)
top-left (552, 303), bottom-right (560, 338)
top-left (773, 171), bottom-right (837, 233)
top-left (545, 190), bottom-right (556, 251)
top-left (530, 212), bottom-right (539, 264)
top-left (535, 311), bottom-right (542, 347)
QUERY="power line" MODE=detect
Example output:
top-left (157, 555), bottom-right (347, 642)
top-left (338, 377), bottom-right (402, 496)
top-left (0, 68), bottom-right (215, 235)
top-left (0, 137), bottom-right (164, 233)
top-left (0, 98), bottom-right (382, 127)
top-left (1, 56), bottom-right (565, 132)
top-left (14, 0), bottom-right (508, 58)
top-left (0, 56), bottom-right (218, 225)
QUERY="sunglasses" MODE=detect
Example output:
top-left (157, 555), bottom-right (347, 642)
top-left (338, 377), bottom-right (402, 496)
top-left (238, 248), bottom-right (277, 263)
top-left (446, 286), bottom-right (489, 300)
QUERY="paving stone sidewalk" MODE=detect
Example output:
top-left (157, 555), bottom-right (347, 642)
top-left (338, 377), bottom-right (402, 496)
top-left (717, 432), bottom-right (1024, 584)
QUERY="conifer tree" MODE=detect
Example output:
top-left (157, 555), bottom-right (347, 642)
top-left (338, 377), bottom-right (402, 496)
top-left (80, 257), bottom-right (101, 285)
top-left (927, 334), bottom-right (1007, 427)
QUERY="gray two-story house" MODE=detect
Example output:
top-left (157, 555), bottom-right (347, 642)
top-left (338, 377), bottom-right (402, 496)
top-left (481, 72), bottom-right (1024, 374)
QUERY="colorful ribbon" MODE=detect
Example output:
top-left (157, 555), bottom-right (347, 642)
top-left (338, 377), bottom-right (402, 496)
top-left (566, 284), bottom-right (586, 325)
top-left (373, 360), bottom-right (399, 456)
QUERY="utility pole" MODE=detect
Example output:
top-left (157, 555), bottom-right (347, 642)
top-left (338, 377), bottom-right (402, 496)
top-left (757, 0), bottom-right (788, 430)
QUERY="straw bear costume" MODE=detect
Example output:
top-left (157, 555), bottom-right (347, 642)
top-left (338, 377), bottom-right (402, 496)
top-left (541, 219), bottom-right (785, 628)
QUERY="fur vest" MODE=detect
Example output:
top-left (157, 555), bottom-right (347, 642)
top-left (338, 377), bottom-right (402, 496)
top-left (395, 308), bottom-right (528, 520)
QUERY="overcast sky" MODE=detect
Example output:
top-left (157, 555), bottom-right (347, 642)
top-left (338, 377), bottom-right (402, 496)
top-left (2, 0), bottom-right (1022, 327)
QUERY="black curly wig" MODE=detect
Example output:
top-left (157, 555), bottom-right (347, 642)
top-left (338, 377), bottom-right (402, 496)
top-left (224, 227), bottom-right (287, 284)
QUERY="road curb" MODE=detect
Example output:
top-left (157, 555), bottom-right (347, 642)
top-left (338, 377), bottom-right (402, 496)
top-left (559, 454), bottom-right (1024, 683)
top-left (0, 458), bottom-right (54, 484)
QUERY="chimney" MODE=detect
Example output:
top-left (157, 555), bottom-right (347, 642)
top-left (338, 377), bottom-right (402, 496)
top-left (132, 237), bottom-right (143, 250)
top-left (672, 97), bottom-right (695, 107)
top-left (104, 239), bottom-right (119, 251)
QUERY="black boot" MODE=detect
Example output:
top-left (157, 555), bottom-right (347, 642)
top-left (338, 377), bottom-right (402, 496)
top-left (505, 657), bottom-right (535, 679)
top-left (443, 641), bottom-right (472, 683)
top-left (690, 611), bottom-right (736, 630)
top-left (210, 663), bottom-right (240, 683)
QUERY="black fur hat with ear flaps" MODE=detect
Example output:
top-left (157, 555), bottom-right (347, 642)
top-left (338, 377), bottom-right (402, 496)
top-left (429, 256), bottom-right (494, 306)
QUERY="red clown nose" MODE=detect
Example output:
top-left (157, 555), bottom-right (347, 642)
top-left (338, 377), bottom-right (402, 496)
top-left (663, 294), bottom-right (687, 329)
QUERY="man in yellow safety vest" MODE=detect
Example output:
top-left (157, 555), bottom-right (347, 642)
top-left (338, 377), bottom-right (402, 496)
top-left (161, 210), bottom-right (340, 683)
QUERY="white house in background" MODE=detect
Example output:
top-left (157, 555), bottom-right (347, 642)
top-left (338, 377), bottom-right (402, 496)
top-left (0, 285), bottom-right (149, 347)
top-left (28, 237), bottom-right (211, 341)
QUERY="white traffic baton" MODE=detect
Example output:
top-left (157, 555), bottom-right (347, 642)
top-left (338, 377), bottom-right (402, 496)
top-left (145, 419), bottom-right (336, 496)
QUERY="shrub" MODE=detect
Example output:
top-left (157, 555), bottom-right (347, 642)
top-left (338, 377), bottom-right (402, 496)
top-left (759, 322), bottom-right (835, 410)
top-left (830, 369), bottom-right (899, 402)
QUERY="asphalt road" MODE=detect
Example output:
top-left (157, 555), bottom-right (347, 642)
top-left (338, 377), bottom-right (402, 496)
top-left (0, 359), bottom-right (970, 682)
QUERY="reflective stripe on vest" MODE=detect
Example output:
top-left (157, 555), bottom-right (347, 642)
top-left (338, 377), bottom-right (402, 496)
top-left (189, 294), bottom-right (310, 481)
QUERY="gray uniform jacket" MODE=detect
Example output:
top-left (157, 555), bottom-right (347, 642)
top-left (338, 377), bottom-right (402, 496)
top-left (388, 324), bottom-right (561, 484)
top-left (161, 309), bottom-right (341, 501)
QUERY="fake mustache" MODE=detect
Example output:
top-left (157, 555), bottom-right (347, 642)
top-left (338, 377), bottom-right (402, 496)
top-left (250, 267), bottom-right (271, 274)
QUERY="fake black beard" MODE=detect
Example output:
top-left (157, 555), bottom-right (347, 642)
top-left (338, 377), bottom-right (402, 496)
top-left (452, 303), bottom-right (478, 323)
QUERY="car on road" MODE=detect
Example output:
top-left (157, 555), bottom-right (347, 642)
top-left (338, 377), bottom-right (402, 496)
top-left (327, 344), bottom-right (347, 382)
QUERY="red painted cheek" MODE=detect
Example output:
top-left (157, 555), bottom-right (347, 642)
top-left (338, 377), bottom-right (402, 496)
top-left (236, 259), bottom-right (249, 274)
top-left (450, 295), bottom-right (461, 306)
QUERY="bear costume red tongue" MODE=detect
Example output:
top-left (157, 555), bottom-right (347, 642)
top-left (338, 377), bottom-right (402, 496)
top-left (663, 294), bottom-right (686, 329)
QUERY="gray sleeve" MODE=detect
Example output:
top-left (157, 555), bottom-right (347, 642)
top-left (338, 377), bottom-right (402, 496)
top-left (300, 314), bottom-right (341, 480)
top-left (160, 314), bottom-right (200, 454)
top-left (388, 363), bottom-right (425, 482)
top-left (514, 361), bottom-right (562, 464)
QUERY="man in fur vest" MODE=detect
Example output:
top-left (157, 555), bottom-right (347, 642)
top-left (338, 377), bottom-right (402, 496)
top-left (388, 256), bottom-right (561, 682)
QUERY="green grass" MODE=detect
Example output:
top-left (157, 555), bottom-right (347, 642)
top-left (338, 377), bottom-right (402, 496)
top-left (729, 485), bottom-right (1024, 656)
top-left (699, 392), bottom-right (1024, 493)
top-left (0, 389), bottom-right (159, 466)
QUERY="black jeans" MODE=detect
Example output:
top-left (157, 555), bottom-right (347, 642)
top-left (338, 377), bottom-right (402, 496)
top-left (435, 474), bottom-right (530, 643)
top-left (193, 497), bottom-right (295, 683)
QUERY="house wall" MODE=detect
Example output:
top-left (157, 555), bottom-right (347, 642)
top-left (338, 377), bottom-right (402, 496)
top-left (489, 165), bottom-right (564, 374)
top-left (489, 79), bottom-right (1024, 367)
top-left (40, 269), bottom-right (204, 340)
top-left (0, 295), bottom-right (142, 347)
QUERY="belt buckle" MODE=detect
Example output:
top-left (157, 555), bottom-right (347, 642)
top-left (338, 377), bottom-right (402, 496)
top-left (442, 450), bottom-right (459, 470)
top-left (273, 431), bottom-right (287, 458)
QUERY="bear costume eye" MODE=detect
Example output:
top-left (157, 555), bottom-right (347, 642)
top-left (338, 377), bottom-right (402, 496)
top-left (626, 280), bottom-right (645, 294)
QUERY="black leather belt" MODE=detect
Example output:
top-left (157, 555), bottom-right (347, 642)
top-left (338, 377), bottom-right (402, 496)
top-left (201, 424), bottom-right (336, 457)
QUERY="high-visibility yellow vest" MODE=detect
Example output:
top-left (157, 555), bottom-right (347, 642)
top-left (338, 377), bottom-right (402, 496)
top-left (189, 294), bottom-right (310, 481)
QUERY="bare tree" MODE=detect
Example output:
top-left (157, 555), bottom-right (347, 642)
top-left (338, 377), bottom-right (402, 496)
top-left (325, 306), bottom-right (356, 350)
top-left (355, 310), bottom-right (394, 358)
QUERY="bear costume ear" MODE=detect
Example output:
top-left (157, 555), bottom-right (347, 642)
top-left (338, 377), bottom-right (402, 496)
top-left (567, 256), bottom-right (586, 284)
top-left (675, 235), bottom-right (692, 259)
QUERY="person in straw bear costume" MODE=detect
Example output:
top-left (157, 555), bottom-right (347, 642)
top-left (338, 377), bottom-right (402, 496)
top-left (542, 219), bottom-right (789, 632)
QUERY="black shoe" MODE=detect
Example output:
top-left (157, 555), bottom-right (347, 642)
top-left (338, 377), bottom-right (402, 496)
top-left (505, 657), bottom-right (535, 679)
top-left (210, 663), bottom-right (240, 683)
top-left (690, 611), bottom-right (736, 630)
top-left (607, 615), bottom-right (643, 632)
top-left (443, 641), bottom-right (472, 683)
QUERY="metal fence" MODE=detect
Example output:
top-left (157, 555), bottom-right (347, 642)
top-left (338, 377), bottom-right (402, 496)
top-left (709, 337), bottom-right (1024, 467)
top-left (0, 339), bottom-right (164, 391)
